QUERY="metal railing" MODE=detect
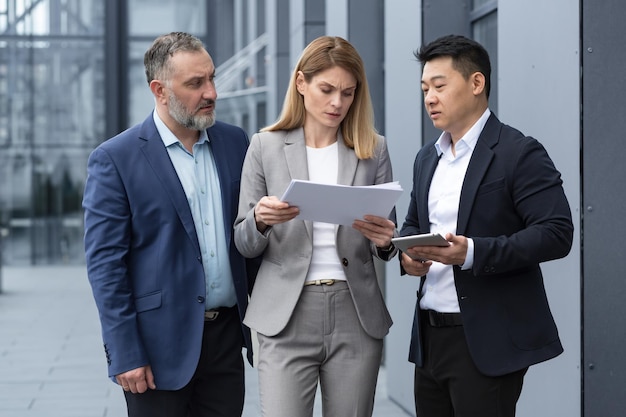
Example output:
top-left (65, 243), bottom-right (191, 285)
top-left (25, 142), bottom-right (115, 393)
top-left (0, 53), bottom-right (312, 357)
top-left (215, 32), bottom-right (269, 99)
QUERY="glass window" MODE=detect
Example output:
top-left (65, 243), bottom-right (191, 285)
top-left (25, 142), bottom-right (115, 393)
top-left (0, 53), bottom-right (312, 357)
top-left (126, 0), bottom-right (208, 127)
top-left (126, 0), bottom-right (268, 135)
top-left (128, 41), bottom-right (155, 127)
top-left (0, 0), bottom-right (266, 265)
top-left (0, 0), bottom-right (105, 264)
top-left (128, 0), bottom-right (207, 36)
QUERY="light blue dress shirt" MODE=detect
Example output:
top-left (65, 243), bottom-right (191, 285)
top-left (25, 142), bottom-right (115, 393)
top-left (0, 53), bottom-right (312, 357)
top-left (153, 111), bottom-right (237, 310)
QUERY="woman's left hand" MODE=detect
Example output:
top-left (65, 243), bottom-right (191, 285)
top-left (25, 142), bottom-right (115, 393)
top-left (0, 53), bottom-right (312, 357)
top-left (352, 215), bottom-right (396, 248)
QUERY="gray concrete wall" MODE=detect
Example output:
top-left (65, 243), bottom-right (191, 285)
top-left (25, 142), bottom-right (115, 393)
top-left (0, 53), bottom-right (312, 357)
top-left (498, 2), bottom-right (581, 414)
top-left (581, 1), bottom-right (626, 415)
top-left (382, 0), bottom-right (423, 413)
top-left (347, 0), bottom-right (385, 134)
top-left (382, 1), bottom-right (582, 415)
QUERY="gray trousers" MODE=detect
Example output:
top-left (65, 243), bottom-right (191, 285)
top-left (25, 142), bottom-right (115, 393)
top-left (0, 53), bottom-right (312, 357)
top-left (257, 281), bottom-right (383, 417)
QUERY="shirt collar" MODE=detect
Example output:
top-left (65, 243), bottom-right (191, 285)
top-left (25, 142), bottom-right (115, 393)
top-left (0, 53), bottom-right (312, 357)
top-left (153, 109), bottom-right (209, 149)
top-left (434, 108), bottom-right (491, 157)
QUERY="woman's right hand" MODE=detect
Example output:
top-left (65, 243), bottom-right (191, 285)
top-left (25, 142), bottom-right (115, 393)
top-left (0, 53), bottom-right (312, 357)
top-left (254, 196), bottom-right (300, 232)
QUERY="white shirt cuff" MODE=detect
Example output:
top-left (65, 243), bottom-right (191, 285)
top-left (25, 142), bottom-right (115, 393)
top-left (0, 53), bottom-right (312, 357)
top-left (461, 237), bottom-right (474, 270)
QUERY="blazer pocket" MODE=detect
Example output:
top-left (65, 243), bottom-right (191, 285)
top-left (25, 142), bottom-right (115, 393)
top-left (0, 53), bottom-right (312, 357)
top-left (134, 290), bottom-right (162, 313)
top-left (476, 177), bottom-right (505, 195)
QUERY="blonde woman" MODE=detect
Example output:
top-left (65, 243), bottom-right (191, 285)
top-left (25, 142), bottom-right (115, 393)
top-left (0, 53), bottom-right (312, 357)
top-left (234, 36), bottom-right (397, 417)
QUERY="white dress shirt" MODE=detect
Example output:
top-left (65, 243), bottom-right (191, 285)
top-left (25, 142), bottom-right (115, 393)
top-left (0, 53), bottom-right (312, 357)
top-left (419, 109), bottom-right (491, 313)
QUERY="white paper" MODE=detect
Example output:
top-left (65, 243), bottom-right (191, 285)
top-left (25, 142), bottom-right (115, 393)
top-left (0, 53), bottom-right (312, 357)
top-left (280, 179), bottom-right (403, 226)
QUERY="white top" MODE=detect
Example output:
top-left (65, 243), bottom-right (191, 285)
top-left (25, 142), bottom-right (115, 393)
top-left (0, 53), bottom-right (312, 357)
top-left (304, 142), bottom-right (347, 283)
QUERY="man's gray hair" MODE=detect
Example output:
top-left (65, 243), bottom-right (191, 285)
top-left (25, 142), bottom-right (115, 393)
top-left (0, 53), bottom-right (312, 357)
top-left (144, 32), bottom-right (205, 84)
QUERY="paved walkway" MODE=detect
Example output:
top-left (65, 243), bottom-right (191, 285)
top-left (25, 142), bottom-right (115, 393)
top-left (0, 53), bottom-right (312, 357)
top-left (0, 266), bottom-right (411, 417)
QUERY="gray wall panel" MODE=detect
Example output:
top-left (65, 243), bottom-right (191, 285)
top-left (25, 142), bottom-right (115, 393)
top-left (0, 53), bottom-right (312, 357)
top-left (303, 0), bottom-right (325, 43)
top-left (421, 0), bottom-right (470, 145)
top-left (582, 1), bottom-right (626, 415)
top-left (325, 0), bottom-right (348, 39)
top-left (384, 1), bottom-right (583, 415)
top-left (265, 0), bottom-right (290, 121)
top-left (105, 0), bottom-right (128, 137)
top-left (499, 1), bottom-right (581, 416)
top-left (348, 0), bottom-right (385, 134)
top-left (206, 0), bottom-right (235, 68)
top-left (383, 0), bottom-right (423, 414)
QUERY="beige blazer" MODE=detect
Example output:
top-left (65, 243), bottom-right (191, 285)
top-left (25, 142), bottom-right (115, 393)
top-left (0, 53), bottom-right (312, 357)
top-left (234, 128), bottom-right (394, 339)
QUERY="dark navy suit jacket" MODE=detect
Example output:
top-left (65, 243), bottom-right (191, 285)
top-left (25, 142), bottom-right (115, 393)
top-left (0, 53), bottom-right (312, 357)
top-left (401, 113), bottom-right (574, 376)
top-left (83, 115), bottom-right (256, 390)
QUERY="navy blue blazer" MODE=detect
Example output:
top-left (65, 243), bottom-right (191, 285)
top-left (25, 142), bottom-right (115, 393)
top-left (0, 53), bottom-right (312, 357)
top-left (83, 115), bottom-right (256, 390)
top-left (401, 113), bottom-right (573, 376)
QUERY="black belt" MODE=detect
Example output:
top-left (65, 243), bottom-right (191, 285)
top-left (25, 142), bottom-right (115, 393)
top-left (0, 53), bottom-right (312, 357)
top-left (421, 309), bottom-right (463, 327)
top-left (204, 306), bottom-right (236, 321)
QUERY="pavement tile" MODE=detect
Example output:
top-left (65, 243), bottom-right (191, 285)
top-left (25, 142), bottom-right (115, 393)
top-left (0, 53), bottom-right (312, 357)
top-left (0, 266), bottom-right (410, 417)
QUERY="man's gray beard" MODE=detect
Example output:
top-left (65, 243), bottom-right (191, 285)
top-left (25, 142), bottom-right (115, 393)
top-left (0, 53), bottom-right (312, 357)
top-left (168, 91), bottom-right (216, 131)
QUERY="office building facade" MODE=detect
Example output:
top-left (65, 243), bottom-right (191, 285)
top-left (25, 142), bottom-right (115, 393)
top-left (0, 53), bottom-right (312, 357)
top-left (1, 1), bottom-right (623, 415)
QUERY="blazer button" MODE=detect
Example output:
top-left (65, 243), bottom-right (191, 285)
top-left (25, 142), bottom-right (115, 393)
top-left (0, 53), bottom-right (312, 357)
top-left (197, 296), bottom-right (205, 303)
top-left (342, 258), bottom-right (349, 267)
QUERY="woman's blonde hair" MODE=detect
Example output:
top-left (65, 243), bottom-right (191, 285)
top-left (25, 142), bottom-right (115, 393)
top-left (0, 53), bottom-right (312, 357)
top-left (262, 36), bottom-right (378, 159)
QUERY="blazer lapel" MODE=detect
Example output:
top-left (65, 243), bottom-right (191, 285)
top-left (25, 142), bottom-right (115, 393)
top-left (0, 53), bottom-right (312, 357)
top-left (284, 128), bottom-right (310, 181)
top-left (456, 114), bottom-right (500, 234)
top-left (417, 144), bottom-right (440, 233)
top-left (138, 117), bottom-right (201, 253)
top-left (337, 132), bottom-right (358, 186)
top-left (282, 128), bottom-right (313, 238)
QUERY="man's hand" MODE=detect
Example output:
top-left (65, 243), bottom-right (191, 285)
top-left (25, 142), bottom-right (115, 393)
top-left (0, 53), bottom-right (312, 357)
top-left (401, 252), bottom-right (433, 276)
top-left (116, 365), bottom-right (156, 394)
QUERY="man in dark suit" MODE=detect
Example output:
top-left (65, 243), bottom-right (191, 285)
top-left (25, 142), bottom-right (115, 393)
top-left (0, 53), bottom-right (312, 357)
top-left (83, 32), bottom-right (255, 417)
top-left (398, 34), bottom-right (574, 416)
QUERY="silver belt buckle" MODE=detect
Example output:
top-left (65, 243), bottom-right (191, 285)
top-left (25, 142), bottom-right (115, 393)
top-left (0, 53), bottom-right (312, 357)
top-left (304, 279), bottom-right (336, 286)
top-left (204, 310), bottom-right (219, 321)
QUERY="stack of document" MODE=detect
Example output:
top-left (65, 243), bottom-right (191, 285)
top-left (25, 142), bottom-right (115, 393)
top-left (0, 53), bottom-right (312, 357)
top-left (280, 179), bottom-right (403, 226)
